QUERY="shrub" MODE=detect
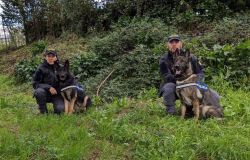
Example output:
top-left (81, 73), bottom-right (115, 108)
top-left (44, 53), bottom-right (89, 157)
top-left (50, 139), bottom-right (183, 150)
top-left (14, 57), bottom-right (41, 83)
top-left (30, 40), bottom-right (47, 57)
top-left (72, 18), bottom-right (249, 99)
top-left (71, 52), bottom-right (102, 80)
top-left (200, 40), bottom-right (250, 89)
top-left (198, 12), bottom-right (250, 48)
top-left (13, 15), bottom-right (250, 99)
top-left (99, 46), bottom-right (161, 100)
top-left (89, 18), bottom-right (170, 60)
top-left (72, 19), bottom-right (169, 100)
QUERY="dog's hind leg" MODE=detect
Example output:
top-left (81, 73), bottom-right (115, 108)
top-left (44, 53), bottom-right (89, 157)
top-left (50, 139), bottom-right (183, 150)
top-left (81, 96), bottom-right (88, 112)
top-left (83, 96), bottom-right (92, 110)
top-left (201, 105), bottom-right (210, 118)
top-left (205, 107), bottom-right (223, 119)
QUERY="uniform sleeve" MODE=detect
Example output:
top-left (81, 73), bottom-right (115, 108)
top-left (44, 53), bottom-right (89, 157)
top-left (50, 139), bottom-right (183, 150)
top-left (32, 68), bottom-right (51, 90)
top-left (159, 55), bottom-right (169, 77)
top-left (159, 54), bottom-right (176, 83)
top-left (191, 55), bottom-right (204, 81)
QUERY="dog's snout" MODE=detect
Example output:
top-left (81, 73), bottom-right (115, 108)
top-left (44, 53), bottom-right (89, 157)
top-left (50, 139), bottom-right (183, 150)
top-left (59, 74), bottom-right (66, 80)
top-left (175, 65), bottom-right (180, 70)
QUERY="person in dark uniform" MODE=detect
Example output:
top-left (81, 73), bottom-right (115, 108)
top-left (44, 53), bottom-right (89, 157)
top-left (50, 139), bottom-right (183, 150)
top-left (32, 50), bottom-right (64, 114)
top-left (159, 35), bottom-right (204, 115)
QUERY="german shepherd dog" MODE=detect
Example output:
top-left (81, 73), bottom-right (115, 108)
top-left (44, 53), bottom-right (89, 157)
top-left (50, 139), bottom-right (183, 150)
top-left (174, 52), bottom-right (223, 120)
top-left (55, 60), bottom-right (91, 114)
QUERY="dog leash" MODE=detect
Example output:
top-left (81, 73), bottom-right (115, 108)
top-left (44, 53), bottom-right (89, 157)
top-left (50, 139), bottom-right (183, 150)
top-left (61, 85), bottom-right (84, 92)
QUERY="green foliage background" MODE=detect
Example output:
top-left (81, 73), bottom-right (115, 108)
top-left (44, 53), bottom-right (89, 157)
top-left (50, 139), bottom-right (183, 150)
top-left (1, 1), bottom-right (250, 159)
top-left (2, 0), bottom-right (250, 43)
top-left (14, 15), bottom-right (250, 99)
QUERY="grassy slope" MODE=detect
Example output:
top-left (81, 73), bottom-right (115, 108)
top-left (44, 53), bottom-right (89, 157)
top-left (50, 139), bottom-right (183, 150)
top-left (0, 74), bottom-right (249, 160)
top-left (0, 35), bottom-right (88, 75)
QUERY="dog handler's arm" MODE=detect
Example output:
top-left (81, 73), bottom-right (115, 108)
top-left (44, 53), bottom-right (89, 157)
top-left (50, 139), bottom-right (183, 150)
top-left (191, 56), bottom-right (204, 81)
top-left (32, 69), bottom-right (52, 90)
top-left (159, 54), bottom-right (176, 97)
top-left (159, 55), bottom-right (175, 83)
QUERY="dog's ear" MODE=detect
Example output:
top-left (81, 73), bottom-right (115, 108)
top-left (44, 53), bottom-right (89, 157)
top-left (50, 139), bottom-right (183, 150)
top-left (185, 49), bottom-right (191, 59)
top-left (64, 59), bottom-right (70, 70)
top-left (54, 61), bottom-right (60, 70)
top-left (186, 49), bottom-right (190, 57)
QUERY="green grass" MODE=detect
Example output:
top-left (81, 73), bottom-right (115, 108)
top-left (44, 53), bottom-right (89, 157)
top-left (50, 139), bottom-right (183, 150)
top-left (0, 74), bottom-right (249, 160)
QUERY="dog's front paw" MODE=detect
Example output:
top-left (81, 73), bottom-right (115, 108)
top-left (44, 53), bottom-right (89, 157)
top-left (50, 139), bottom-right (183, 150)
top-left (187, 74), bottom-right (198, 82)
top-left (190, 74), bottom-right (197, 79)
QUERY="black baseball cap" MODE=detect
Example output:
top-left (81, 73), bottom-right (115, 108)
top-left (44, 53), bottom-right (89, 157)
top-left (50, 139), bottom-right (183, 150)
top-left (167, 35), bottom-right (181, 42)
top-left (44, 49), bottom-right (57, 56)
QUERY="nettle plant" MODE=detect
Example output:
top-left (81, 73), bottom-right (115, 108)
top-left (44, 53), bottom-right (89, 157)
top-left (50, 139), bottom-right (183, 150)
top-left (30, 40), bottom-right (47, 57)
top-left (201, 40), bottom-right (250, 89)
top-left (71, 19), bottom-right (168, 100)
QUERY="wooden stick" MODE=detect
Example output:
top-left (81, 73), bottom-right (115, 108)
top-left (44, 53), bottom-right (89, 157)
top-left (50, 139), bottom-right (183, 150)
top-left (96, 69), bottom-right (115, 97)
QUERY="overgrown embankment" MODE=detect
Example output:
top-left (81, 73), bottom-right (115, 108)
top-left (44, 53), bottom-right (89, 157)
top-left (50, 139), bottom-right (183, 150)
top-left (0, 2), bottom-right (249, 160)
top-left (10, 14), bottom-right (250, 100)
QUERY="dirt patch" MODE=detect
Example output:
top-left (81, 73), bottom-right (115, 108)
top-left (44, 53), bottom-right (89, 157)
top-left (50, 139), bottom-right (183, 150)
top-left (88, 149), bottom-right (101, 160)
top-left (0, 46), bottom-right (32, 74)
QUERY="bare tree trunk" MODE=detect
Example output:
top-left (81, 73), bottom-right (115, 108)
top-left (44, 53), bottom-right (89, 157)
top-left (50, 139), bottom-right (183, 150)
top-left (17, 1), bottom-right (29, 44)
top-left (2, 16), bottom-right (8, 52)
top-left (6, 25), bottom-right (17, 48)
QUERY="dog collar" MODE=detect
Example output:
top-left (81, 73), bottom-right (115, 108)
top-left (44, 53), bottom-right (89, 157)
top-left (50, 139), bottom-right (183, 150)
top-left (176, 82), bottom-right (208, 91)
top-left (176, 83), bottom-right (197, 89)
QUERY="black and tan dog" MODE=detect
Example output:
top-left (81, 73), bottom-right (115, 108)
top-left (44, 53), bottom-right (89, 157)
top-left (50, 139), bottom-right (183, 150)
top-left (55, 60), bottom-right (91, 114)
top-left (174, 52), bottom-right (223, 120)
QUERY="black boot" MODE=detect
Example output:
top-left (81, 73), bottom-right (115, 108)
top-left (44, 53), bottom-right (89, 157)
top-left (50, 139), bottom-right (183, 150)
top-left (39, 105), bottom-right (48, 114)
top-left (166, 105), bottom-right (176, 115)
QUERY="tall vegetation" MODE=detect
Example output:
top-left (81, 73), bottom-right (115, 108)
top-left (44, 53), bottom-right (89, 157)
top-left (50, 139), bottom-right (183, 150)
top-left (2, 0), bottom-right (248, 99)
top-left (1, 0), bottom-right (249, 43)
top-left (14, 16), bottom-right (250, 99)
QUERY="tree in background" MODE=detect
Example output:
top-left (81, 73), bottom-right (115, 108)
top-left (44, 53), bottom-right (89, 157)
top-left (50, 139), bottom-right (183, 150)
top-left (1, 0), bottom-right (249, 44)
top-left (60, 0), bottom-right (98, 35)
top-left (1, 0), bottom-right (48, 44)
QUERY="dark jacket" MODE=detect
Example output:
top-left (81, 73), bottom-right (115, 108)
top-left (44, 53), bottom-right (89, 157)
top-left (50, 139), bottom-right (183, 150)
top-left (32, 60), bottom-right (59, 91)
top-left (159, 49), bottom-right (204, 84)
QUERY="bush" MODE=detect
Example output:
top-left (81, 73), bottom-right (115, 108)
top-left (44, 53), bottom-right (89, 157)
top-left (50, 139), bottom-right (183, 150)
top-left (71, 17), bottom-right (250, 99)
top-left (14, 57), bottom-right (41, 83)
top-left (200, 40), bottom-right (250, 89)
top-left (30, 40), bottom-right (47, 57)
top-left (13, 15), bottom-right (250, 99)
top-left (197, 12), bottom-right (250, 48)
top-left (71, 52), bottom-right (102, 80)
top-left (72, 19), bottom-right (169, 100)
top-left (89, 18), bottom-right (169, 60)
top-left (98, 46), bottom-right (161, 100)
